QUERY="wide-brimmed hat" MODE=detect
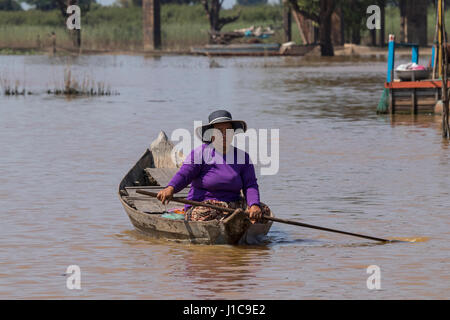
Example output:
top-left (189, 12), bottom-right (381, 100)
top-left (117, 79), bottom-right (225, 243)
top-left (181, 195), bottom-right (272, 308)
top-left (195, 110), bottom-right (247, 143)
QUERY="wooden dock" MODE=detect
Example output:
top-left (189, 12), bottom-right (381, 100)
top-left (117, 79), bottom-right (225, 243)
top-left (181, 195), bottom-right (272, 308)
top-left (383, 35), bottom-right (442, 115)
top-left (385, 80), bottom-right (448, 114)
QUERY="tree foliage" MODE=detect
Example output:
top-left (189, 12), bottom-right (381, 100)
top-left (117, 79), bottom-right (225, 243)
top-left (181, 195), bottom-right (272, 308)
top-left (118, 0), bottom-right (199, 6)
top-left (0, 0), bottom-right (22, 10)
top-left (236, 0), bottom-right (267, 6)
top-left (19, 0), bottom-right (94, 11)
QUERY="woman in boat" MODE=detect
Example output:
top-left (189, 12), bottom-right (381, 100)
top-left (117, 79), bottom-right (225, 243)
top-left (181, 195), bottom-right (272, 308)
top-left (156, 110), bottom-right (269, 223)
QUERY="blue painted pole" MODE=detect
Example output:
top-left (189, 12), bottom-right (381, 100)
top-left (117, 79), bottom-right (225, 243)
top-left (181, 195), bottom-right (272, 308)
top-left (431, 45), bottom-right (436, 69)
top-left (387, 34), bottom-right (396, 83)
top-left (412, 45), bottom-right (419, 64)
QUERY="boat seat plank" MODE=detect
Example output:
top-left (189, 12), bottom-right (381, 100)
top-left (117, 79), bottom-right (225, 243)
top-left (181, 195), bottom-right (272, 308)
top-left (132, 199), bottom-right (185, 213)
top-left (125, 186), bottom-right (189, 197)
top-left (124, 186), bottom-right (190, 213)
top-left (144, 168), bottom-right (179, 186)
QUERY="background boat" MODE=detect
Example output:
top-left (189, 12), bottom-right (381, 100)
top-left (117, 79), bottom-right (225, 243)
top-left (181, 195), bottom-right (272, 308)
top-left (191, 43), bottom-right (281, 56)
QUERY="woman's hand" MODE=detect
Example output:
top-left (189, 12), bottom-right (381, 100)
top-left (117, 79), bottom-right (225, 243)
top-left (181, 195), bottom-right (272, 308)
top-left (157, 186), bottom-right (174, 204)
top-left (248, 204), bottom-right (262, 223)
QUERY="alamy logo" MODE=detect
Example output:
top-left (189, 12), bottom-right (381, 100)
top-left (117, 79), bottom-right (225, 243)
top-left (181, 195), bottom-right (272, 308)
top-left (367, 5), bottom-right (381, 30)
top-left (66, 265), bottom-right (81, 290)
top-left (366, 265), bottom-right (381, 290)
top-left (170, 122), bottom-right (280, 176)
top-left (66, 5), bottom-right (81, 30)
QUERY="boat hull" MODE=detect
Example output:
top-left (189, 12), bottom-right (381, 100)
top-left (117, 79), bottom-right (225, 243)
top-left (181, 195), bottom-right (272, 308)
top-left (120, 195), bottom-right (272, 245)
top-left (191, 43), bottom-right (281, 56)
top-left (118, 132), bottom-right (273, 245)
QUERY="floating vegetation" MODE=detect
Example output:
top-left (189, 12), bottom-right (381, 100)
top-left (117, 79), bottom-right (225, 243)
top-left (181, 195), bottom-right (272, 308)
top-left (0, 77), bottom-right (32, 96)
top-left (1, 66), bottom-right (118, 97)
top-left (47, 67), bottom-right (119, 96)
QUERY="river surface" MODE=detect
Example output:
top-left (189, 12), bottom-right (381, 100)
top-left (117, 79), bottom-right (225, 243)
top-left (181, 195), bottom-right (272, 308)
top-left (0, 54), bottom-right (449, 299)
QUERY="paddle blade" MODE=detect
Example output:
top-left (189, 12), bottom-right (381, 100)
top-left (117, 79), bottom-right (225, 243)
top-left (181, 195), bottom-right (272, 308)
top-left (387, 237), bottom-right (430, 243)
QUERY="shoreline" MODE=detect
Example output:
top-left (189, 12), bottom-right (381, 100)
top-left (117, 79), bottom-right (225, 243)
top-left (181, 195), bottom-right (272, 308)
top-left (0, 44), bottom-right (433, 58)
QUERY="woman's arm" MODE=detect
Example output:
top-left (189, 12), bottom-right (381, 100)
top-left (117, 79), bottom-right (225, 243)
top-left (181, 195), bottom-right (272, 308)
top-left (167, 161), bottom-right (201, 193)
top-left (240, 153), bottom-right (262, 222)
top-left (157, 148), bottom-right (203, 204)
top-left (241, 156), bottom-right (260, 208)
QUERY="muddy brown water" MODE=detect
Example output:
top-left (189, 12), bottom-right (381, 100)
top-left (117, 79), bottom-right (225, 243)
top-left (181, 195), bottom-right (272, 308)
top-left (0, 54), bottom-right (449, 299)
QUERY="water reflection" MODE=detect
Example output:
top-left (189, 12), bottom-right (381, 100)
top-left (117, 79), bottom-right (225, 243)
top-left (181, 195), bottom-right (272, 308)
top-left (389, 114), bottom-right (442, 128)
top-left (174, 245), bottom-right (271, 297)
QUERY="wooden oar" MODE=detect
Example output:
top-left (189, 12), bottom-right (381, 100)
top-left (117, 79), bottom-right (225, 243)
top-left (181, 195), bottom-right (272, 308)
top-left (135, 190), bottom-right (393, 243)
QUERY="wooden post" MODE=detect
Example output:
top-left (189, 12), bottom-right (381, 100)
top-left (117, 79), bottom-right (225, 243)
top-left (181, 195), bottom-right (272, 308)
top-left (405, 0), bottom-right (428, 46)
top-left (371, 29), bottom-right (377, 47)
top-left (387, 34), bottom-right (395, 83)
top-left (432, 45), bottom-right (437, 78)
top-left (283, 0), bottom-right (292, 43)
top-left (51, 31), bottom-right (56, 55)
top-left (439, 0), bottom-right (450, 138)
top-left (411, 88), bottom-right (417, 114)
top-left (439, 0), bottom-right (443, 79)
top-left (143, 0), bottom-right (161, 51)
top-left (387, 35), bottom-right (396, 114)
top-left (292, 10), bottom-right (308, 45)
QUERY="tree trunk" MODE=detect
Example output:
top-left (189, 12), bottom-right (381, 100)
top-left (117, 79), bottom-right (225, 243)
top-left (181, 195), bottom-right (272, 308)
top-left (405, 0), bottom-right (428, 46)
top-left (209, 0), bottom-right (220, 32)
top-left (201, 0), bottom-right (240, 44)
top-left (320, 15), bottom-right (333, 55)
top-left (399, 0), bottom-right (407, 42)
top-left (283, 0), bottom-right (292, 43)
top-left (319, 0), bottom-right (335, 56)
top-left (370, 29), bottom-right (377, 46)
top-left (379, 0), bottom-right (385, 47)
top-left (55, 0), bottom-right (81, 51)
top-left (331, 7), bottom-right (343, 45)
top-left (351, 23), bottom-right (361, 45)
top-left (287, 0), bottom-right (334, 54)
top-left (340, 4), bottom-right (345, 45)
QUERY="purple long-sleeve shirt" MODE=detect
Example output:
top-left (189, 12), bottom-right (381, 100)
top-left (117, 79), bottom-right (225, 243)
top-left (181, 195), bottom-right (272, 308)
top-left (167, 143), bottom-right (260, 210)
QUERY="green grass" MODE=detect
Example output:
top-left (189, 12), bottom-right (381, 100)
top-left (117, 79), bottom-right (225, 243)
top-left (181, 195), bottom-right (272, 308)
top-left (0, 4), bottom-right (445, 52)
top-left (0, 25), bottom-right (70, 49)
top-left (0, 4), bottom-right (298, 51)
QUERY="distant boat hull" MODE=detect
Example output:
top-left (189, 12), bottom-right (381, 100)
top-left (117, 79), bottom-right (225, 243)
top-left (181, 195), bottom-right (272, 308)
top-left (191, 43), bottom-right (281, 56)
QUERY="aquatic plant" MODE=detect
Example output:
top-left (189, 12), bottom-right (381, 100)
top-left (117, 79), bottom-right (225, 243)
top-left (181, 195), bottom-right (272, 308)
top-left (0, 77), bottom-right (31, 96)
top-left (0, 67), bottom-right (117, 97)
top-left (46, 67), bottom-right (118, 96)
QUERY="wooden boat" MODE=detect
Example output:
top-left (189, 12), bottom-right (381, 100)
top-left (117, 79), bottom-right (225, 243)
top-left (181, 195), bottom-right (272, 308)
top-left (191, 43), bottom-right (316, 57)
top-left (118, 131), bottom-right (273, 245)
top-left (396, 69), bottom-right (431, 81)
top-left (191, 43), bottom-right (281, 56)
